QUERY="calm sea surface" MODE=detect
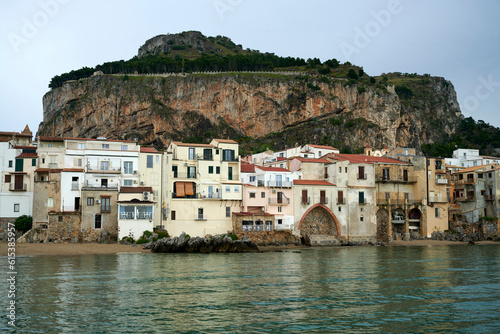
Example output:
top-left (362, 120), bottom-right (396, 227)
top-left (1, 245), bottom-right (500, 333)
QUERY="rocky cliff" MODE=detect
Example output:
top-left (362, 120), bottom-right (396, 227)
top-left (38, 71), bottom-right (461, 154)
top-left (38, 32), bottom-right (463, 154)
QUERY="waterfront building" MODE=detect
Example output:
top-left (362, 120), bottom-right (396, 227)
top-left (446, 148), bottom-right (500, 168)
top-left (139, 147), bottom-right (164, 229)
top-left (164, 139), bottom-right (242, 237)
top-left (117, 187), bottom-right (154, 240)
top-left (0, 126), bottom-right (35, 226)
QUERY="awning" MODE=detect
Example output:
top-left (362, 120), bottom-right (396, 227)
top-left (176, 182), bottom-right (185, 197)
top-left (185, 182), bottom-right (194, 196)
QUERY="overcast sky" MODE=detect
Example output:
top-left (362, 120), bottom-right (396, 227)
top-left (1, 0), bottom-right (499, 137)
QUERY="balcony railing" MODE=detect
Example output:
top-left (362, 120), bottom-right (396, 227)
top-left (377, 198), bottom-right (423, 205)
top-left (203, 192), bottom-right (222, 199)
top-left (173, 172), bottom-right (197, 179)
top-left (455, 178), bottom-right (475, 185)
top-left (320, 197), bottom-right (328, 204)
top-left (301, 197), bottom-right (310, 204)
top-left (196, 154), bottom-right (213, 161)
top-left (337, 198), bottom-right (346, 205)
top-left (485, 195), bottom-right (495, 201)
top-left (269, 197), bottom-right (290, 205)
top-left (87, 167), bottom-right (121, 174)
top-left (376, 175), bottom-right (417, 183)
top-left (9, 183), bottom-right (27, 191)
top-left (120, 212), bottom-right (154, 220)
top-left (435, 178), bottom-right (448, 185)
top-left (71, 182), bottom-right (79, 191)
top-left (267, 181), bottom-right (293, 188)
top-left (455, 196), bottom-right (475, 202)
top-left (195, 215), bottom-right (207, 221)
top-left (358, 173), bottom-right (367, 180)
top-left (48, 163), bottom-right (58, 169)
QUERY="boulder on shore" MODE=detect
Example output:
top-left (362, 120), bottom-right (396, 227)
top-left (148, 233), bottom-right (259, 253)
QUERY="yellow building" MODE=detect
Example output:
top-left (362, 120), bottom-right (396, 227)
top-left (164, 139), bottom-right (242, 237)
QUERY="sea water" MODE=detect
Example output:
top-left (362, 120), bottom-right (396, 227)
top-left (1, 245), bottom-right (500, 333)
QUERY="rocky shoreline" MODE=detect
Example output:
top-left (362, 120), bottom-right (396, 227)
top-left (146, 233), bottom-right (260, 253)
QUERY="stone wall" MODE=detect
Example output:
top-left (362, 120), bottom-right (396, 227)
top-left (232, 214), bottom-right (301, 246)
top-left (300, 206), bottom-right (338, 237)
top-left (0, 217), bottom-right (18, 241)
top-left (18, 212), bottom-right (117, 243)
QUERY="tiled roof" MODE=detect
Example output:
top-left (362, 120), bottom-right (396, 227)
top-left (62, 168), bottom-right (84, 172)
top-left (294, 158), bottom-right (332, 164)
top-left (452, 163), bottom-right (497, 174)
top-left (256, 166), bottom-right (290, 172)
top-left (212, 139), bottom-right (238, 144)
top-left (140, 147), bottom-right (159, 153)
top-left (35, 168), bottom-right (62, 173)
top-left (293, 180), bottom-right (336, 186)
top-left (0, 131), bottom-right (32, 137)
top-left (306, 144), bottom-right (338, 150)
top-left (38, 136), bottom-right (64, 142)
top-left (13, 146), bottom-right (36, 149)
top-left (172, 141), bottom-right (215, 148)
top-left (327, 154), bottom-right (409, 165)
top-left (38, 136), bottom-right (136, 143)
top-left (120, 186), bottom-right (153, 193)
top-left (241, 163), bottom-right (256, 173)
top-left (16, 153), bottom-right (37, 158)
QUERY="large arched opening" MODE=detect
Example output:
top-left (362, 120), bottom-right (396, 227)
top-left (298, 204), bottom-right (340, 245)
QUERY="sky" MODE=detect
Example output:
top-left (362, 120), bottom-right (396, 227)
top-left (1, 0), bottom-right (499, 137)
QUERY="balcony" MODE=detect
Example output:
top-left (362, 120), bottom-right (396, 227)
top-left (48, 163), bottom-right (58, 169)
top-left (319, 197), bottom-right (328, 205)
top-left (71, 182), bottom-right (79, 191)
top-left (120, 212), bottom-right (152, 220)
top-left (203, 192), bottom-right (222, 199)
top-left (173, 172), bottom-right (197, 179)
top-left (375, 175), bottom-right (417, 183)
top-left (455, 196), bottom-right (475, 202)
top-left (87, 167), bottom-right (121, 174)
top-left (196, 153), bottom-right (213, 161)
top-left (301, 197), bottom-right (310, 204)
top-left (435, 179), bottom-right (448, 185)
top-left (485, 195), bottom-right (495, 201)
top-left (377, 198), bottom-right (423, 206)
top-left (195, 215), bottom-right (207, 221)
top-left (357, 173), bottom-right (367, 180)
top-left (337, 198), bottom-right (346, 205)
top-left (81, 181), bottom-right (119, 191)
top-left (268, 197), bottom-right (290, 205)
top-left (9, 183), bottom-right (27, 191)
top-left (267, 181), bottom-right (293, 188)
top-left (455, 178), bottom-right (475, 185)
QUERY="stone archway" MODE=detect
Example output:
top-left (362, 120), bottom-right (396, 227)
top-left (409, 208), bottom-right (422, 234)
top-left (298, 204), bottom-right (340, 245)
top-left (376, 208), bottom-right (390, 242)
top-left (391, 208), bottom-right (406, 239)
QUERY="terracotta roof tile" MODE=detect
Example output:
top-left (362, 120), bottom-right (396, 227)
top-left (306, 144), bottom-right (338, 150)
top-left (140, 147), bottom-right (159, 153)
top-left (241, 163), bottom-right (256, 173)
top-left (16, 153), bottom-right (38, 158)
top-left (294, 158), bottom-right (332, 164)
top-left (120, 186), bottom-right (153, 193)
top-left (256, 166), bottom-right (291, 172)
top-left (293, 180), bottom-right (335, 186)
top-left (212, 139), bottom-right (238, 144)
top-left (326, 154), bottom-right (409, 165)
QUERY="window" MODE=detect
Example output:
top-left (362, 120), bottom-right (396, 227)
top-left (124, 180), bottom-right (132, 186)
top-left (234, 187), bottom-right (239, 193)
top-left (5, 175), bottom-right (11, 183)
top-left (87, 197), bottom-right (94, 206)
top-left (226, 207), bottom-right (231, 218)
top-left (209, 166), bottom-right (214, 174)
top-left (58, 216), bottom-right (63, 222)
top-left (147, 155), bottom-right (153, 168)
top-left (385, 192), bottom-right (390, 200)
top-left (32, 159), bottom-right (36, 166)
top-left (187, 166), bottom-right (196, 178)
top-left (124, 161), bottom-right (133, 174)
top-left (403, 169), bottom-right (409, 182)
top-left (172, 165), bottom-right (178, 178)
top-left (278, 219), bottom-right (283, 225)
top-left (360, 216), bottom-right (364, 221)
top-left (101, 197), bottom-right (111, 212)
top-left (47, 197), bottom-right (53, 207)
top-left (121, 145), bottom-right (128, 151)
top-left (383, 168), bottom-right (390, 181)
top-left (14, 204), bottom-right (20, 212)
top-left (94, 214), bottom-right (102, 229)
top-left (102, 144), bottom-right (109, 149)
top-left (189, 148), bottom-right (195, 160)
top-left (358, 166), bottom-right (365, 179)
top-left (337, 190), bottom-right (344, 204)
top-left (76, 158), bottom-right (82, 167)
top-left (278, 206), bottom-right (282, 213)
top-left (216, 149), bottom-right (219, 155)
top-left (216, 166), bottom-right (220, 174)
top-left (228, 166), bottom-right (233, 180)
top-left (171, 210), bottom-right (176, 220)
top-left (226, 186), bottom-right (231, 192)
top-left (223, 149), bottom-right (235, 161)
top-left (156, 155), bottom-right (159, 163)
top-left (359, 191), bottom-right (365, 204)
top-left (100, 161), bottom-right (109, 170)
top-left (261, 192), bottom-right (265, 198)
top-left (249, 176), bottom-right (256, 182)
top-left (8, 160), bottom-right (13, 168)
top-left (250, 192), bottom-right (256, 198)
top-left (339, 167), bottom-right (341, 173)
top-left (345, 167), bottom-right (347, 173)
top-left (478, 173), bottom-right (483, 179)
top-left (198, 208), bottom-right (204, 220)
top-left (301, 189), bottom-right (308, 203)
top-left (78, 143), bottom-right (85, 150)
top-left (338, 207), bottom-right (341, 212)
top-left (435, 207), bottom-right (440, 218)
top-left (488, 172), bottom-right (492, 178)
top-left (48, 143), bottom-right (53, 148)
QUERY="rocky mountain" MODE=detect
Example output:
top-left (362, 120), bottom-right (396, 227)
top-left (38, 32), bottom-right (463, 155)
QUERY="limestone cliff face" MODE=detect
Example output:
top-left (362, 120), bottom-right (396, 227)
top-left (38, 73), bottom-right (462, 152)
